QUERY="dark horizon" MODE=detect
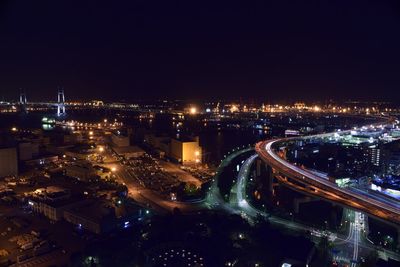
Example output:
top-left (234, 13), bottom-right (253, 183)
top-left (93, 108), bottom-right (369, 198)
top-left (1, 1), bottom-right (400, 102)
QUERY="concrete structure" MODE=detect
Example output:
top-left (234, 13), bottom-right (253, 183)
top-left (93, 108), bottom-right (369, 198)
top-left (63, 134), bottom-right (78, 145)
top-left (64, 201), bottom-right (112, 234)
top-left (65, 163), bottom-right (95, 181)
top-left (25, 155), bottom-right (59, 167)
top-left (0, 147), bottom-right (18, 177)
top-left (144, 134), bottom-right (203, 163)
top-left (170, 136), bottom-right (202, 164)
top-left (385, 152), bottom-right (400, 175)
top-left (255, 127), bottom-right (400, 225)
top-left (144, 134), bottom-right (171, 156)
top-left (18, 142), bottom-right (39, 161)
top-left (64, 200), bottom-right (145, 234)
top-left (111, 131), bottom-right (130, 147)
top-left (279, 237), bottom-right (315, 267)
top-left (28, 187), bottom-right (82, 221)
top-left (112, 146), bottom-right (145, 159)
top-left (369, 146), bottom-right (382, 167)
top-left (19, 90), bottom-right (28, 114)
top-left (144, 134), bottom-right (168, 147)
top-left (57, 88), bottom-right (66, 117)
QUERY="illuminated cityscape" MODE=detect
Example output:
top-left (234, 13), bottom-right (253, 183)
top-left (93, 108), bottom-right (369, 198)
top-left (1, 1), bottom-right (400, 267)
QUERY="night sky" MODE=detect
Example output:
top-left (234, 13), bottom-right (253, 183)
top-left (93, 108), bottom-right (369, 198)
top-left (1, 0), bottom-right (400, 102)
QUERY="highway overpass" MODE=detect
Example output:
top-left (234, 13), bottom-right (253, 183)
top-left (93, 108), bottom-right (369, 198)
top-left (255, 131), bottom-right (400, 225)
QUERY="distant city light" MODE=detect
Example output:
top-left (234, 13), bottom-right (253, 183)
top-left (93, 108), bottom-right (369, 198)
top-left (230, 105), bottom-right (239, 112)
top-left (190, 107), bottom-right (197, 115)
top-left (170, 193), bottom-right (177, 201)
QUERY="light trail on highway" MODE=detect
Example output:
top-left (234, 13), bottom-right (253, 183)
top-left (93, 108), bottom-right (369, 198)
top-left (350, 212), bottom-right (362, 267)
top-left (211, 146), bottom-right (400, 265)
top-left (234, 153), bottom-right (347, 242)
top-left (234, 152), bottom-right (370, 266)
top-left (256, 133), bottom-right (400, 224)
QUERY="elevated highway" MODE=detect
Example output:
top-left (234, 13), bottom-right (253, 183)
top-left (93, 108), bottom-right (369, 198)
top-left (255, 125), bottom-right (400, 225)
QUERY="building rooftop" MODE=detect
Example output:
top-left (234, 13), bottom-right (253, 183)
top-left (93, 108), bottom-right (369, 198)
top-left (65, 199), bottom-right (144, 223)
top-left (172, 135), bottom-right (198, 143)
top-left (113, 146), bottom-right (144, 156)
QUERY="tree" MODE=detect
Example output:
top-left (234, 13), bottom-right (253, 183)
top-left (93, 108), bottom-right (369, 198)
top-left (312, 236), bottom-right (333, 267)
top-left (360, 250), bottom-right (378, 267)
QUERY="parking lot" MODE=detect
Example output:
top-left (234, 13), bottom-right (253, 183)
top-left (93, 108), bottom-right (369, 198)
top-left (128, 155), bottom-right (183, 195)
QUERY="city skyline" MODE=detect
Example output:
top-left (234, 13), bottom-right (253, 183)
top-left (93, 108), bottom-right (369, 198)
top-left (2, 1), bottom-right (400, 266)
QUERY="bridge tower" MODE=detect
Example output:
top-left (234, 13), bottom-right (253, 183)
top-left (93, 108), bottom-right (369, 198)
top-left (19, 89), bottom-right (28, 114)
top-left (57, 88), bottom-right (66, 117)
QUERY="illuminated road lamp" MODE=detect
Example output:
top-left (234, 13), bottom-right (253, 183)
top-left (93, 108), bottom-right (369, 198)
top-left (11, 127), bottom-right (17, 132)
top-left (170, 192), bottom-right (177, 201)
top-left (189, 107), bottom-right (197, 115)
top-left (230, 105), bottom-right (239, 113)
top-left (98, 146), bottom-right (104, 153)
top-left (111, 166), bottom-right (117, 172)
top-left (195, 150), bottom-right (201, 164)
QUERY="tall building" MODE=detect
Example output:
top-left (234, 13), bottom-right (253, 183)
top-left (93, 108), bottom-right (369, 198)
top-left (0, 147), bottom-right (18, 177)
top-left (369, 147), bottom-right (381, 167)
top-left (170, 136), bottom-right (202, 164)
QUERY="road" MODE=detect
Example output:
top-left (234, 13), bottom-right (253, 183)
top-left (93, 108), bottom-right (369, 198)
top-left (335, 210), bottom-right (364, 266)
top-left (234, 154), bottom-right (339, 240)
top-left (351, 212), bottom-right (362, 267)
top-left (205, 147), bottom-right (253, 211)
top-left (255, 138), bottom-right (400, 224)
top-left (232, 152), bottom-right (400, 266)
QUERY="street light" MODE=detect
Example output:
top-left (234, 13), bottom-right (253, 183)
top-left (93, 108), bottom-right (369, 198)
top-left (111, 167), bottom-right (117, 172)
top-left (98, 146), bottom-right (104, 153)
top-left (189, 107), bottom-right (197, 115)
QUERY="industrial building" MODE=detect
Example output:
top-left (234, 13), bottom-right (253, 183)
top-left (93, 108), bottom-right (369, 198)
top-left (170, 136), bottom-right (202, 164)
top-left (111, 130), bottom-right (131, 147)
top-left (0, 146), bottom-right (18, 177)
